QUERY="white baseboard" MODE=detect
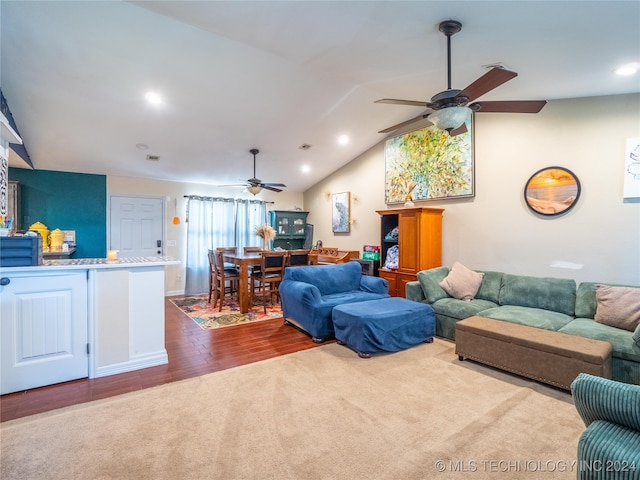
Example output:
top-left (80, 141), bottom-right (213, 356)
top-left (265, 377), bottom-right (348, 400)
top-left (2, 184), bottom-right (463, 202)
top-left (94, 350), bottom-right (168, 378)
top-left (165, 289), bottom-right (185, 296)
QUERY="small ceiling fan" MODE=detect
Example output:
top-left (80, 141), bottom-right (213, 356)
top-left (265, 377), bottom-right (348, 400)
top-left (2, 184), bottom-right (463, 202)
top-left (376, 20), bottom-right (547, 135)
top-left (216, 149), bottom-right (286, 195)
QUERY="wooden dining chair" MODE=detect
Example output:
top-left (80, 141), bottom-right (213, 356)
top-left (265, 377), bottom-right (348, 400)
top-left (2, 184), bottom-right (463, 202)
top-left (207, 249), bottom-right (217, 303)
top-left (249, 250), bottom-right (287, 313)
top-left (211, 250), bottom-right (241, 311)
top-left (216, 246), bottom-right (238, 271)
top-left (243, 245), bottom-right (263, 275)
top-left (286, 249), bottom-right (311, 267)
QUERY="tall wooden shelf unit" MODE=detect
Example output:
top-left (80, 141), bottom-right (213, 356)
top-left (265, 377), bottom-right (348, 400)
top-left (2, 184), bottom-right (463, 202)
top-left (269, 210), bottom-right (309, 250)
top-left (376, 207), bottom-right (444, 297)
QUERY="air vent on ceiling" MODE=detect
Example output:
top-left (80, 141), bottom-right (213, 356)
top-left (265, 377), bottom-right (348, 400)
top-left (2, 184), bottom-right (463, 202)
top-left (146, 155), bottom-right (160, 161)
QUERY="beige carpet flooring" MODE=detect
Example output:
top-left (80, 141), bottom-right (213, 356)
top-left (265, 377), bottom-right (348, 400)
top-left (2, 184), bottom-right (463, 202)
top-left (1, 339), bottom-right (585, 480)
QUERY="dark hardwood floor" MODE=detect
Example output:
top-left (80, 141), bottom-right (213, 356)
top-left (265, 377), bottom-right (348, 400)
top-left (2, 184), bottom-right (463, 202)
top-left (1, 297), bottom-right (324, 422)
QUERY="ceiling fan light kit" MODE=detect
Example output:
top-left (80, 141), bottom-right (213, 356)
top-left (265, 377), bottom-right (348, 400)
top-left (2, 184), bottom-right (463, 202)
top-left (376, 20), bottom-right (547, 136)
top-left (428, 105), bottom-right (471, 132)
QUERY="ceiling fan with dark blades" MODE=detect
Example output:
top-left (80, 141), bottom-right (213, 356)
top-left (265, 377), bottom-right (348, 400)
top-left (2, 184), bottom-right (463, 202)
top-left (215, 149), bottom-right (286, 194)
top-left (376, 20), bottom-right (547, 135)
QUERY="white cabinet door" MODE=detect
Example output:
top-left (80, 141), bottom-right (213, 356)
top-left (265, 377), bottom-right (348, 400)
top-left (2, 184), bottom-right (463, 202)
top-left (0, 271), bottom-right (88, 394)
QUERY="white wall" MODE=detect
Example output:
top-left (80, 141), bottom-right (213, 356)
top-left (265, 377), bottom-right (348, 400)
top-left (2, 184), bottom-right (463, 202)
top-left (106, 176), bottom-right (303, 295)
top-left (304, 93), bottom-right (640, 285)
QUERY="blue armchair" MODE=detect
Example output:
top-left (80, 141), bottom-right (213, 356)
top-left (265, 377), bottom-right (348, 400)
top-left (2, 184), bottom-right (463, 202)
top-left (279, 261), bottom-right (389, 342)
top-left (571, 373), bottom-right (640, 480)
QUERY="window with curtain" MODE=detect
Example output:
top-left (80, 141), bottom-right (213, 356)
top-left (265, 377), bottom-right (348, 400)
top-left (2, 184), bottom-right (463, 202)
top-left (184, 196), bottom-right (268, 295)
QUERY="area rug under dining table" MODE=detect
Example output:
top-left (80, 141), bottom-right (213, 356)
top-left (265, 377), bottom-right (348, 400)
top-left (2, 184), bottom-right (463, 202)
top-left (170, 295), bottom-right (283, 330)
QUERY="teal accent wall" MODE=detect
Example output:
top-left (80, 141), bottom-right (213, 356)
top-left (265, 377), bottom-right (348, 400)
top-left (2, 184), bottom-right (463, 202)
top-left (8, 168), bottom-right (107, 258)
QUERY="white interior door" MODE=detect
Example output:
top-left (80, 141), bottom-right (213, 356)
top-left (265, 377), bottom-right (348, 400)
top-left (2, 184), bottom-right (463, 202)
top-left (109, 195), bottom-right (164, 257)
top-left (0, 271), bottom-right (88, 395)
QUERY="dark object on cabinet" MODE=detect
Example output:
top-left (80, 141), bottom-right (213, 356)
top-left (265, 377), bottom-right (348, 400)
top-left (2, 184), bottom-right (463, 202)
top-left (303, 224), bottom-right (314, 250)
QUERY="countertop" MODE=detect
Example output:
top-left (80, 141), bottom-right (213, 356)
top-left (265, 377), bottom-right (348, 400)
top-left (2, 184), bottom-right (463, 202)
top-left (1, 256), bottom-right (180, 273)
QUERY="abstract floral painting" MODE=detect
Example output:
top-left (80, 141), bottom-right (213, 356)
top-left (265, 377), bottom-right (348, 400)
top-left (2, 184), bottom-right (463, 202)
top-left (384, 115), bottom-right (474, 203)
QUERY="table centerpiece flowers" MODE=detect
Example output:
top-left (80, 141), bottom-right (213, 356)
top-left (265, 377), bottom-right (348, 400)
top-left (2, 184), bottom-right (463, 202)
top-left (255, 224), bottom-right (276, 251)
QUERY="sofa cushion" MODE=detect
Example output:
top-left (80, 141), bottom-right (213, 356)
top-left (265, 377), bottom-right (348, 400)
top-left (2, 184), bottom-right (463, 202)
top-left (431, 297), bottom-right (498, 321)
top-left (594, 285), bottom-right (640, 332)
top-left (359, 275), bottom-right (390, 294)
top-left (559, 319), bottom-right (640, 362)
top-left (575, 282), bottom-right (599, 319)
top-left (417, 266), bottom-right (450, 303)
top-left (321, 291), bottom-right (389, 306)
top-left (282, 262), bottom-right (361, 295)
top-left (417, 267), bottom-right (503, 304)
top-left (475, 271), bottom-right (503, 304)
top-left (576, 282), bottom-right (639, 319)
top-left (498, 274), bottom-right (576, 316)
top-left (405, 281), bottom-right (426, 302)
top-left (478, 305), bottom-right (574, 331)
top-left (439, 261), bottom-right (484, 301)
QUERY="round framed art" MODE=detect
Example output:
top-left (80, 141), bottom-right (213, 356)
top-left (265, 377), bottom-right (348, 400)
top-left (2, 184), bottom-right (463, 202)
top-left (524, 167), bottom-right (581, 216)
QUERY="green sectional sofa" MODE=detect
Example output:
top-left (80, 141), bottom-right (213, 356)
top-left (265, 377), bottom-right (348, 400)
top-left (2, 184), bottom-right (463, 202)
top-left (406, 266), bottom-right (640, 385)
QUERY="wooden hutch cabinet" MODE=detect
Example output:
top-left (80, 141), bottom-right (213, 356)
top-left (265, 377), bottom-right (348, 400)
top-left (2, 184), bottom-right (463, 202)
top-left (376, 207), bottom-right (443, 297)
top-left (269, 210), bottom-right (309, 249)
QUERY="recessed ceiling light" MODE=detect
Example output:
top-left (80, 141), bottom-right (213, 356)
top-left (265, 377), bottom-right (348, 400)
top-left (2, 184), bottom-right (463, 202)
top-left (614, 63), bottom-right (640, 76)
top-left (136, 143), bottom-right (149, 150)
top-left (338, 134), bottom-right (349, 145)
top-left (301, 165), bottom-right (311, 173)
top-left (145, 91), bottom-right (162, 105)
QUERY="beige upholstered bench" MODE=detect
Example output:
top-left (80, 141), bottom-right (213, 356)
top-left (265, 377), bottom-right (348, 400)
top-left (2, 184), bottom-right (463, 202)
top-left (455, 316), bottom-right (613, 390)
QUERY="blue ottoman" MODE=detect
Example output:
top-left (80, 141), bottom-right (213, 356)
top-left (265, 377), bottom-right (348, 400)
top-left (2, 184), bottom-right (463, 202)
top-left (332, 297), bottom-right (435, 358)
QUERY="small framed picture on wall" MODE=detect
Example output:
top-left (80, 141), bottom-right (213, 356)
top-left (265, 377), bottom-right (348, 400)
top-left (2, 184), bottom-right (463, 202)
top-left (624, 138), bottom-right (640, 199)
top-left (332, 192), bottom-right (350, 233)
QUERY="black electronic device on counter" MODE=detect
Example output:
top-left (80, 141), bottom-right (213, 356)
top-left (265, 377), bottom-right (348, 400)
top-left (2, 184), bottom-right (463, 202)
top-left (0, 235), bottom-right (43, 267)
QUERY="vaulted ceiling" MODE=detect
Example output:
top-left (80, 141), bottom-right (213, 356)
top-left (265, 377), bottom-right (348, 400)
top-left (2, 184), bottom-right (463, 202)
top-left (2, 1), bottom-right (638, 193)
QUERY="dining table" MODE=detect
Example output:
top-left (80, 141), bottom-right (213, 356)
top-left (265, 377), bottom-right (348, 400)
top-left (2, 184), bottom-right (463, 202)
top-left (223, 252), bottom-right (262, 314)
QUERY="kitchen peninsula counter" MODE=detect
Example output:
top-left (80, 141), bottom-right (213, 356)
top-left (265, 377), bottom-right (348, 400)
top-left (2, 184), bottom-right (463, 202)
top-left (34, 255), bottom-right (177, 269)
top-left (0, 256), bottom-right (179, 394)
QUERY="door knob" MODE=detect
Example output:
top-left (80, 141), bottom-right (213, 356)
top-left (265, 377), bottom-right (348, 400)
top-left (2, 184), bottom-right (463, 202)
top-left (0, 277), bottom-right (10, 286)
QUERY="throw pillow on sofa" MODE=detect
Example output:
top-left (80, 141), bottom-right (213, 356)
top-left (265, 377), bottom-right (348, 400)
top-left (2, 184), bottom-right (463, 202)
top-left (439, 261), bottom-right (484, 301)
top-left (594, 284), bottom-right (640, 332)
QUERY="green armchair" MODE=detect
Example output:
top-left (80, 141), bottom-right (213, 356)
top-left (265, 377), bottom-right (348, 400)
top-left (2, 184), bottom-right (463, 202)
top-left (571, 373), bottom-right (640, 479)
